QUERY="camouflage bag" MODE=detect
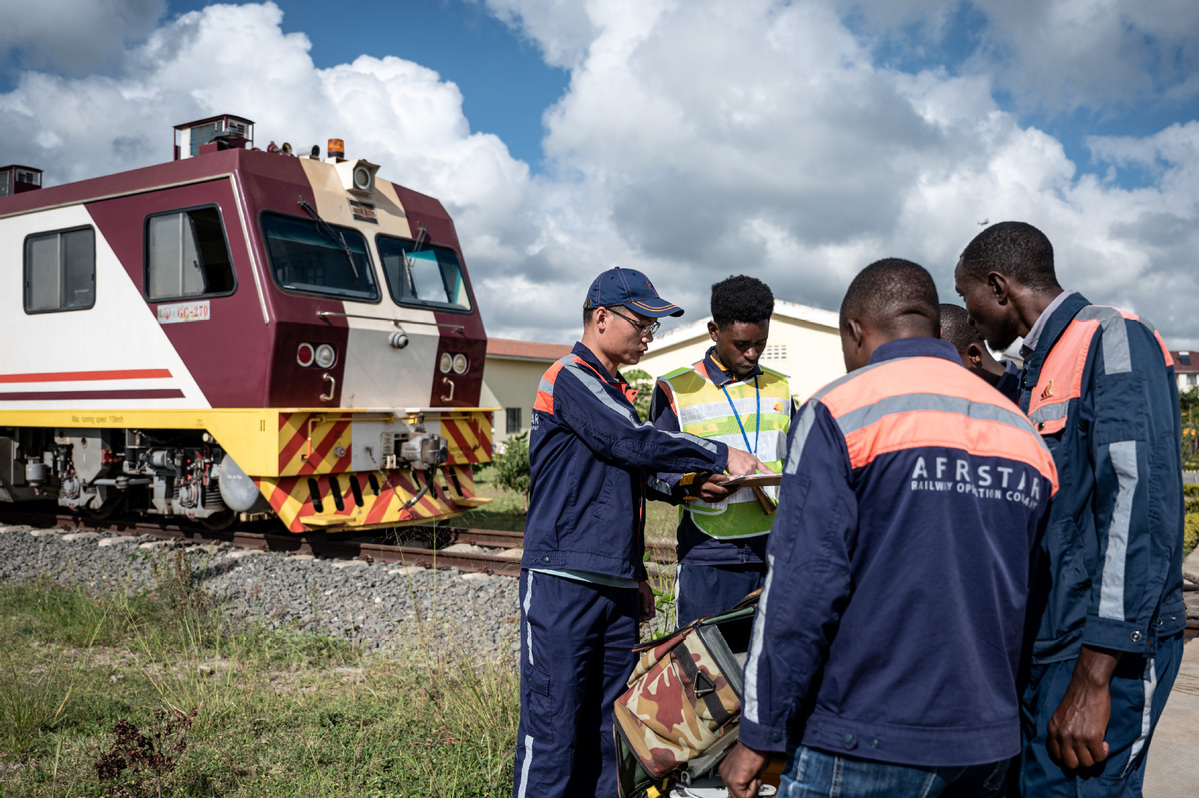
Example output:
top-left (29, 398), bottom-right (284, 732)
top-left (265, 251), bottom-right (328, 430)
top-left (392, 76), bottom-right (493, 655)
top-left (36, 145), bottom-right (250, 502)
top-left (613, 594), bottom-right (758, 798)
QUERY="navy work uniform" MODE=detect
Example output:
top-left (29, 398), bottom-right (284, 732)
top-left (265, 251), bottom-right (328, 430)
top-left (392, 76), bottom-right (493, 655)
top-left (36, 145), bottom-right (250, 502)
top-left (741, 338), bottom-right (1058, 790)
top-left (1012, 293), bottom-right (1186, 797)
top-left (512, 343), bottom-right (730, 798)
top-left (651, 348), bottom-right (791, 624)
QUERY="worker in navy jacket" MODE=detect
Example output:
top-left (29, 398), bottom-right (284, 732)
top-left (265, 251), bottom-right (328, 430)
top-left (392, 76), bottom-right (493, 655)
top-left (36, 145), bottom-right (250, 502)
top-left (511, 267), bottom-right (765, 798)
top-left (650, 275), bottom-right (791, 625)
top-left (721, 259), bottom-right (1058, 798)
top-left (955, 222), bottom-right (1185, 797)
top-left (940, 303), bottom-right (1021, 403)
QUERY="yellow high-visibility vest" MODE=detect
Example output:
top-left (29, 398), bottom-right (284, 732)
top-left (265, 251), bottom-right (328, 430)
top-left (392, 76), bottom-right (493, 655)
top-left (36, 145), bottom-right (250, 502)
top-left (659, 361), bottom-right (791, 538)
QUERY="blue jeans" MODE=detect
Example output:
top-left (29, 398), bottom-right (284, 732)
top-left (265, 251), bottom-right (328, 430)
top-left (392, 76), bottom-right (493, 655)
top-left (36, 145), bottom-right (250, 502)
top-left (779, 746), bottom-right (1009, 798)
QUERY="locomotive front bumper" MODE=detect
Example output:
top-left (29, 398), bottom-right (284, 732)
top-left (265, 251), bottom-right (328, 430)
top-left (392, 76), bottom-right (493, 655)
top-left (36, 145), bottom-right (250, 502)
top-left (255, 409), bottom-right (494, 533)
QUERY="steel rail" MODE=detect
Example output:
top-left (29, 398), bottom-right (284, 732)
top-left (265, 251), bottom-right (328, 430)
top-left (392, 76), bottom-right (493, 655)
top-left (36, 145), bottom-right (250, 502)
top-left (450, 527), bottom-right (677, 563)
top-left (0, 510), bottom-right (679, 568)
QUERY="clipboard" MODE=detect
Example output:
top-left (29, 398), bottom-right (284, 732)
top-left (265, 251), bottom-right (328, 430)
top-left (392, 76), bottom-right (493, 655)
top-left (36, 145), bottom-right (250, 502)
top-left (723, 472), bottom-right (781, 515)
top-left (721, 473), bottom-right (783, 489)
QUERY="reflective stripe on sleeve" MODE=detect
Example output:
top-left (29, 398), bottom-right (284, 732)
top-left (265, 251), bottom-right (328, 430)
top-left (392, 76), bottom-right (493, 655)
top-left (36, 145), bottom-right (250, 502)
top-left (1099, 440), bottom-right (1138, 621)
top-left (743, 553), bottom-right (775, 724)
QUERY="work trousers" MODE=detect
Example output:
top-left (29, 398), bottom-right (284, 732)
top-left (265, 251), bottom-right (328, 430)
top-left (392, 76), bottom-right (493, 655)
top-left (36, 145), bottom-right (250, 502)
top-left (511, 570), bottom-right (639, 798)
top-left (1014, 633), bottom-right (1183, 797)
top-left (675, 561), bottom-right (766, 627)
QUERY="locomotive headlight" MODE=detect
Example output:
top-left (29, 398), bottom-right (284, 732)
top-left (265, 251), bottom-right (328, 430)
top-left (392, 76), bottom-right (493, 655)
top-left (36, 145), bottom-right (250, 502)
top-left (297, 343), bottom-right (315, 367)
top-left (315, 344), bottom-right (337, 369)
top-left (439, 353), bottom-right (453, 374)
top-left (353, 165), bottom-right (373, 192)
top-left (452, 353), bottom-right (468, 374)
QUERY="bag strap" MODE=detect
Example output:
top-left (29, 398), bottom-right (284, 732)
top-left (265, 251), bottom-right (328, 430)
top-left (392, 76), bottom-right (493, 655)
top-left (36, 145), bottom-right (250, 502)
top-left (731, 587), bottom-right (762, 611)
top-left (674, 646), bottom-right (734, 727)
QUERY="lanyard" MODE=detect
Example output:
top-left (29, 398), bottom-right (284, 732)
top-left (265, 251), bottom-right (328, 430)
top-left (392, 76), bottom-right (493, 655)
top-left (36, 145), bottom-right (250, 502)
top-left (720, 376), bottom-right (760, 455)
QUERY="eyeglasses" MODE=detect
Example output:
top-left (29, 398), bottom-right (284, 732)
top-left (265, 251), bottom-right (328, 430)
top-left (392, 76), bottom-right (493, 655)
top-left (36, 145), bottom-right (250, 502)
top-left (605, 307), bottom-right (660, 337)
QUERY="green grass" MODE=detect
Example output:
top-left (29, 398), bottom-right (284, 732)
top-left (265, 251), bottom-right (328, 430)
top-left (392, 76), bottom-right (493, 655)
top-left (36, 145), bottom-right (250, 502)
top-left (0, 557), bottom-right (518, 797)
top-left (447, 466), bottom-right (526, 533)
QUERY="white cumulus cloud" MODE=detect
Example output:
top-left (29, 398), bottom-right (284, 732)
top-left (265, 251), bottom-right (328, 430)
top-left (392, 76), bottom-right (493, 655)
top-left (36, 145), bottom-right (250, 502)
top-left (3, 0), bottom-right (1199, 347)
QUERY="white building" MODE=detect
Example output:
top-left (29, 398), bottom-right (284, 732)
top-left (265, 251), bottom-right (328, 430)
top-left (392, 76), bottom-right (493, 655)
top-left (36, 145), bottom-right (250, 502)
top-left (1171, 350), bottom-right (1199, 393)
top-left (637, 299), bottom-right (846, 403)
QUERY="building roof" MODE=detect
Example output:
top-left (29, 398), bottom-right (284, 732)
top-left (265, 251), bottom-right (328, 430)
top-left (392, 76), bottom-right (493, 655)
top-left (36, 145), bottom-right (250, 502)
top-left (1171, 350), bottom-right (1199, 373)
top-left (486, 337), bottom-right (573, 362)
top-left (651, 298), bottom-right (840, 349)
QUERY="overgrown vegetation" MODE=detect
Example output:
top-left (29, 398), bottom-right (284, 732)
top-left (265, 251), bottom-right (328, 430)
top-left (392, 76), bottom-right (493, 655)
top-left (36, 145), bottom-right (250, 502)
top-left (1184, 484), bottom-right (1199, 558)
top-left (491, 432), bottom-right (530, 509)
top-left (0, 551), bottom-right (519, 796)
top-left (1181, 387), bottom-right (1199, 470)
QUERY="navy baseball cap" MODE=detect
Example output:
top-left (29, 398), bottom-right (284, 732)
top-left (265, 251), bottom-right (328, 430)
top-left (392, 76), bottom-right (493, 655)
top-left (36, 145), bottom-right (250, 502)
top-left (583, 267), bottom-right (684, 318)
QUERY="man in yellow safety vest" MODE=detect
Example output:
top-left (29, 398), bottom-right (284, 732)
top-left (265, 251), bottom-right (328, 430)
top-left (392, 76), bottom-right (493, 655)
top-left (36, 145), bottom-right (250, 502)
top-left (650, 275), bottom-right (791, 625)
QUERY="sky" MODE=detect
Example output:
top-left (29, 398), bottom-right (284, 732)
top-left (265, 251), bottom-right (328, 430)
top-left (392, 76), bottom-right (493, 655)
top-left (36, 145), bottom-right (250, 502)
top-left (2, 0), bottom-right (1199, 348)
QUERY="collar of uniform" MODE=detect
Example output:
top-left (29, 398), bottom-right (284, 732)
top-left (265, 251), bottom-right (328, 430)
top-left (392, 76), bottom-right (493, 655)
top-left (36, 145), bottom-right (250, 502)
top-left (1023, 292), bottom-right (1091, 369)
top-left (701, 346), bottom-right (763, 387)
top-left (1020, 290), bottom-right (1075, 361)
top-left (571, 341), bottom-right (629, 388)
top-left (867, 337), bottom-right (961, 367)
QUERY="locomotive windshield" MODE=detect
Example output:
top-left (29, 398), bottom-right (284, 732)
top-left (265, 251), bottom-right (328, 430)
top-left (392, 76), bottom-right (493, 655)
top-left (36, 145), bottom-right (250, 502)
top-left (377, 234), bottom-right (472, 313)
top-left (261, 212), bottom-right (379, 301)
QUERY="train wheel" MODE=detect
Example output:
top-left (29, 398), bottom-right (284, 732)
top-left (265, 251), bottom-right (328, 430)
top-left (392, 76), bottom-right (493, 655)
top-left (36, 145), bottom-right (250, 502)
top-left (199, 510), bottom-right (237, 532)
top-left (79, 494), bottom-right (126, 521)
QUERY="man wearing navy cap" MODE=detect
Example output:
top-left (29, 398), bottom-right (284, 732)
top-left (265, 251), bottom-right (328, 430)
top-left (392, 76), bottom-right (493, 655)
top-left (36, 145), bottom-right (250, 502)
top-left (512, 267), bottom-right (765, 798)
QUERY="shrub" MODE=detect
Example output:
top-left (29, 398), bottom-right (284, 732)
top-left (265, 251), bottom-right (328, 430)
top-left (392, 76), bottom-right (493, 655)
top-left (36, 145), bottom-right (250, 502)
top-left (493, 431), bottom-right (530, 504)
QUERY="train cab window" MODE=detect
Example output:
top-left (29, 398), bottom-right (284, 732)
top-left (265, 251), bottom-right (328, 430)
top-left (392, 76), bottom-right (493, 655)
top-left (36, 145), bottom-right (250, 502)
top-left (261, 212), bottom-right (379, 301)
top-left (145, 207), bottom-right (235, 301)
top-left (377, 235), bottom-right (473, 312)
top-left (23, 226), bottom-right (95, 313)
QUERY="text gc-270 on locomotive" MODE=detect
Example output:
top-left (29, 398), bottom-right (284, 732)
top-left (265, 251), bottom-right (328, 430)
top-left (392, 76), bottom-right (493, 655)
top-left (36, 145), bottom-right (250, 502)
top-left (0, 114), bottom-right (493, 532)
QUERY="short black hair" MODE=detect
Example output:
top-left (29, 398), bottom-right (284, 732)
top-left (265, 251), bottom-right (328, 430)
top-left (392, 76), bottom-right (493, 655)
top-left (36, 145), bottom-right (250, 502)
top-left (841, 258), bottom-right (939, 336)
top-left (583, 306), bottom-right (594, 326)
top-left (711, 275), bottom-right (774, 328)
top-left (939, 303), bottom-right (982, 355)
top-left (959, 221), bottom-right (1061, 291)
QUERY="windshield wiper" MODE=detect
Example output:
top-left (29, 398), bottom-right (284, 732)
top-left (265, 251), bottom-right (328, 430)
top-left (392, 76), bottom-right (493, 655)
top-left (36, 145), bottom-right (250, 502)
top-left (403, 223), bottom-right (429, 295)
top-left (297, 197), bottom-right (359, 279)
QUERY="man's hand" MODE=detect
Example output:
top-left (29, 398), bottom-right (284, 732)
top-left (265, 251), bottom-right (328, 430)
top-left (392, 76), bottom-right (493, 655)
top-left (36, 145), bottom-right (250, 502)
top-left (726, 446), bottom-right (769, 478)
top-left (637, 581), bottom-right (656, 623)
top-left (698, 473), bottom-right (739, 501)
top-left (719, 742), bottom-right (769, 798)
top-left (1046, 645), bottom-right (1121, 769)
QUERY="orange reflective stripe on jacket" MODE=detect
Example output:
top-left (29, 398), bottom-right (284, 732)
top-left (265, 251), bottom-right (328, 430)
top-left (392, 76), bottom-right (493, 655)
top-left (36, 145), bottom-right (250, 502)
top-left (1026, 319), bottom-right (1098, 436)
top-left (1027, 306), bottom-right (1171, 436)
top-left (533, 357), bottom-right (567, 413)
top-left (817, 355), bottom-right (1059, 494)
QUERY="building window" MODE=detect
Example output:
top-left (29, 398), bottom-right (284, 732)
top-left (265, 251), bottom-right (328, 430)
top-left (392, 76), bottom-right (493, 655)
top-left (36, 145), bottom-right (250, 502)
top-left (506, 408), bottom-right (522, 434)
top-left (24, 226), bottom-right (96, 313)
top-left (1188, 373), bottom-right (1197, 387)
top-left (762, 344), bottom-right (787, 361)
top-left (146, 207), bottom-right (236, 301)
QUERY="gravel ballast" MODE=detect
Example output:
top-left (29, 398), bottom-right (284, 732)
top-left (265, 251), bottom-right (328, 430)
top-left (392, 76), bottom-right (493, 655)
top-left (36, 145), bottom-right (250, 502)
top-left (0, 524), bottom-right (521, 658)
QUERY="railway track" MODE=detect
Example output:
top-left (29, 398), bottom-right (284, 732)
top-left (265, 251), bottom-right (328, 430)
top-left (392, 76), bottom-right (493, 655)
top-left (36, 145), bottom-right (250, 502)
top-left (6, 509), bottom-right (1197, 639)
top-left (0, 510), bottom-right (679, 576)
